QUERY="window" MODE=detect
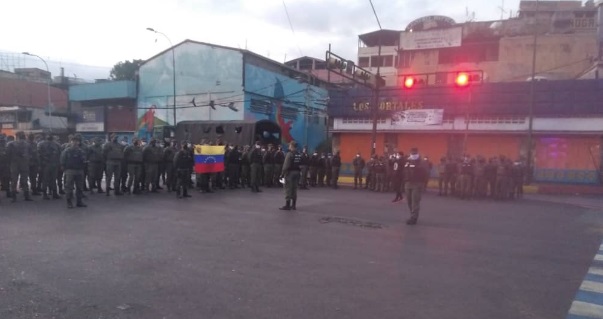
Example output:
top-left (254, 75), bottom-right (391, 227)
top-left (371, 56), bottom-right (382, 67)
top-left (358, 57), bottom-right (370, 68)
top-left (299, 59), bottom-right (313, 70)
top-left (398, 52), bottom-right (414, 68)
top-left (438, 41), bottom-right (500, 65)
top-left (315, 61), bottom-right (326, 70)
top-left (383, 55), bottom-right (394, 67)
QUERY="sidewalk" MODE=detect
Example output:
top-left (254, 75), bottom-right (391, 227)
top-left (337, 176), bottom-right (603, 209)
top-left (338, 176), bottom-right (603, 195)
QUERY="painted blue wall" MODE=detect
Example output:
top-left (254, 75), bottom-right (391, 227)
top-left (137, 41), bottom-right (244, 139)
top-left (243, 63), bottom-right (329, 151)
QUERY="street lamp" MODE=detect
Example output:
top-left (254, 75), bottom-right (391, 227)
top-left (22, 52), bottom-right (52, 132)
top-left (147, 27), bottom-right (177, 127)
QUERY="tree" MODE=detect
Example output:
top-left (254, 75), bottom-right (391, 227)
top-left (110, 59), bottom-right (144, 81)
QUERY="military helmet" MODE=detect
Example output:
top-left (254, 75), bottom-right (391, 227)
top-left (72, 134), bottom-right (82, 141)
top-left (15, 131), bottom-right (26, 140)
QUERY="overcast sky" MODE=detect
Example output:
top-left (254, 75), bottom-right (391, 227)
top-left (1, 0), bottom-right (522, 80)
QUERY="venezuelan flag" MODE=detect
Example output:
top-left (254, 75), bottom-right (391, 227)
top-left (194, 145), bottom-right (225, 174)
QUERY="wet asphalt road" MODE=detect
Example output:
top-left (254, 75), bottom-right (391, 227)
top-left (0, 187), bottom-right (602, 319)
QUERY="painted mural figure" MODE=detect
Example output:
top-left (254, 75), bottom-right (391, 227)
top-left (139, 105), bottom-right (156, 142)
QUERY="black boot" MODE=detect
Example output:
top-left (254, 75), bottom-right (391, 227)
top-left (67, 198), bottom-right (74, 209)
top-left (279, 200), bottom-right (291, 211)
top-left (291, 199), bottom-right (296, 210)
top-left (52, 192), bottom-right (61, 200)
top-left (76, 201), bottom-right (87, 208)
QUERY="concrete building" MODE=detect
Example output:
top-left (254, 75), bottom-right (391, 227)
top-left (137, 40), bottom-right (330, 151)
top-left (285, 56), bottom-right (355, 85)
top-left (357, 0), bottom-right (601, 86)
top-left (328, 79), bottom-right (603, 185)
top-left (0, 76), bottom-right (69, 136)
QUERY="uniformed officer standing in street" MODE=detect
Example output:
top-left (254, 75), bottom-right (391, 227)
top-left (124, 138), bottom-right (144, 194)
top-left (38, 134), bottom-right (62, 200)
top-left (0, 134), bottom-right (9, 198)
top-left (331, 151), bottom-right (341, 189)
top-left (163, 141), bottom-right (177, 192)
top-left (273, 145), bottom-right (285, 187)
top-left (86, 138), bottom-right (105, 194)
top-left (143, 138), bottom-right (161, 193)
top-left (391, 151), bottom-right (405, 202)
top-left (263, 144), bottom-right (275, 188)
top-left (299, 146), bottom-right (310, 190)
top-left (279, 140), bottom-right (301, 211)
top-left (249, 141), bottom-right (263, 193)
top-left (103, 134), bottom-right (125, 196)
top-left (7, 131), bottom-right (32, 202)
top-left (352, 152), bottom-right (365, 190)
top-left (240, 145), bottom-right (251, 188)
top-left (27, 133), bottom-right (41, 196)
top-left (404, 147), bottom-right (429, 225)
top-left (61, 134), bottom-right (87, 208)
top-left (228, 145), bottom-right (241, 189)
top-left (174, 141), bottom-right (194, 199)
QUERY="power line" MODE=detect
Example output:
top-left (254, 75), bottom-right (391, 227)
top-left (282, 0), bottom-right (304, 57)
top-left (368, 0), bottom-right (383, 30)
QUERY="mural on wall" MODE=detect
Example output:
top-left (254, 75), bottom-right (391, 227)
top-left (137, 41), bottom-right (244, 140)
top-left (243, 64), bottom-right (328, 151)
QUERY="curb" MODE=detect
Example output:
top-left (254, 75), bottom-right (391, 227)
top-left (567, 242), bottom-right (603, 319)
top-left (336, 177), bottom-right (602, 196)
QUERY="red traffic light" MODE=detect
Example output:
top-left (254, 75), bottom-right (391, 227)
top-left (455, 72), bottom-right (470, 88)
top-left (403, 77), bottom-right (415, 89)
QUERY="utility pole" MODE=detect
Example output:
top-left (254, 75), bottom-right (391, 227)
top-left (527, 0), bottom-right (539, 184)
top-left (371, 36), bottom-right (382, 157)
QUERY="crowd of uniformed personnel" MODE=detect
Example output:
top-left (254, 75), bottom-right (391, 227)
top-left (351, 152), bottom-right (526, 201)
top-left (0, 131), bottom-right (344, 209)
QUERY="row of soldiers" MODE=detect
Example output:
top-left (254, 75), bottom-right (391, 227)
top-left (198, 142), bottom-right (342, 193)
top-left (351, 152), bottom-right (526, 201)
top-left (0, 130), bottom-right (344, 204)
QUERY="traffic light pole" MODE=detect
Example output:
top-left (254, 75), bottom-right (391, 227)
top-left (527, 0), bottom-right (539, 185)
top-left (371, 36), bottom-right (382, 157)
top-left (462, 90), bottom-right (472, 155)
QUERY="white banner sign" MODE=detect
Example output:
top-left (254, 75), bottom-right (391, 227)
top-left (400, 27), bottom-right (462, 50)
top-left (391, 109), bottom-right (444, 126)
top-left (76, 122), bottom-right (105, 132)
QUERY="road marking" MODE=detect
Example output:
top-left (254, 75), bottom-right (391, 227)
top-left (581, 281), bottom-right (603, 294)
top-left (569, 301), bottom-right (603, 318)
top-left (590, 267), bottom-right (603, 276)
top-left (568, 240), bottom-right (603, 319)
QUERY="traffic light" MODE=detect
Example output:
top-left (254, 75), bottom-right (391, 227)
top-left (401, 75), bottom-right (425, 89)
top-left (404, 77), bottom-right (415, 89)
top-left (455, 72), bottom-right (470, 88)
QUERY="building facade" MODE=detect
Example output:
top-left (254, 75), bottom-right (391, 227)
top-left (137, 40), bottom-right (329, 150)
top-left (69, 80), bottom-right (137, 141)
top-left (328, 79), bottom-right (603, 185)
top-left (0, 76), bottom-right (69, 135)
top-left (357, 0), bottom-right (602, 86)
